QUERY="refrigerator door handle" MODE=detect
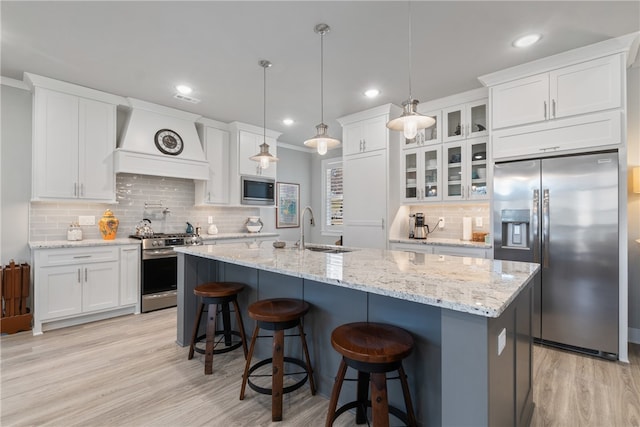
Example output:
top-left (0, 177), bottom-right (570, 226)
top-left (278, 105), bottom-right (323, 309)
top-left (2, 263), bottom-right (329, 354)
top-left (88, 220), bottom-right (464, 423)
top-left (532, 189), bottom-right (540, 263)
top-left (542, 189), bottom-right (550, 268)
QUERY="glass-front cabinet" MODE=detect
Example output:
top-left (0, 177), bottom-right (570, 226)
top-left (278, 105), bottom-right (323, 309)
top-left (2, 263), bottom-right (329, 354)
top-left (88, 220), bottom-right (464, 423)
top-left (443, 138), bottom-right (489, 201)
top-left (403, 111), bottom-right (441, 149)
top-left (402, 146), bottom-right (442, 203)
top-left (442, 99), bottom-right (488, 143)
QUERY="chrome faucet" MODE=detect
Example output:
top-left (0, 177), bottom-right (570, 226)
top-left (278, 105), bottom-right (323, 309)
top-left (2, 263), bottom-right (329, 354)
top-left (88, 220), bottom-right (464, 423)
top-left (298, 206), bottom-right (315, 250)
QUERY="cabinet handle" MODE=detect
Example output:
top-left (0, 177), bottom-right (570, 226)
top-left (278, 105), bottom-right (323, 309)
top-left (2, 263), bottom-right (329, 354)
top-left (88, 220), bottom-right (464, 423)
top-left (543, 101), bottom-right (547, 120)
top-left (80, 183), bottom-right (84, 197)
top-left (77, 268), bottom-right (81, 283)
top-left (362, 139), bottom-right (366, 152)
top-left (74, 182), bottom-right (78, 197)
top-left (122, 248), bottom-right (137, 252)
top-left (359, 140), bottom-right (363, 152)
top-left (461, 185), bottom-right (464, 198)
top-left (552, 99), bottom-right (556, 118)
top-left (85, 268), bottom-right (88, 282)
top-left (73, 255), bottom-right (91, 259)
top-left (381, 218), bottom-right (385, 229)
top-left (208, 192), bottom-right (211, 201)
top-left (539, 146), bottom-right (560, 152)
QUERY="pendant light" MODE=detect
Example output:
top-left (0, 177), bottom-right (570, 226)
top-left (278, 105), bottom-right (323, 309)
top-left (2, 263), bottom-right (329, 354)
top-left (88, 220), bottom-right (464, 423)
top-left (386, 2), bottom-right (435, 139)
top-left (250, 59), bottom-right (279, 169)
top-left (304, 23), bottom-right (341, 155)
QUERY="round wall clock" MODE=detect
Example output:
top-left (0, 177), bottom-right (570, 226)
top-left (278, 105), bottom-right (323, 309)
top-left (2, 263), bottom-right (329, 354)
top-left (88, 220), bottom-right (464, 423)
top-left (154, 129), bottom-right (184, 156)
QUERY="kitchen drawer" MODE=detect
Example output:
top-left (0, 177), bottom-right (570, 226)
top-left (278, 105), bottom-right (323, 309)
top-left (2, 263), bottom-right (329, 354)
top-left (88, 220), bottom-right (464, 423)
top-left (390, 243), bottom-right (433, 254)
top-left (35, 246), bottom-right (119, 266)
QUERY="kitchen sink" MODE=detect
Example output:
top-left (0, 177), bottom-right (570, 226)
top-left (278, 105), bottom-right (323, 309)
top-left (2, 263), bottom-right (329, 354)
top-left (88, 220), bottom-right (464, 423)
top-left (305, 246), bottom-right (354, 254)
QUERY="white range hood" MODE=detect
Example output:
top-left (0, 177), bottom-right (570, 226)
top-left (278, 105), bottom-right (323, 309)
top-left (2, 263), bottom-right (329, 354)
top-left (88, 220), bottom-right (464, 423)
top-left (114, 98), bottom-right (209, 180)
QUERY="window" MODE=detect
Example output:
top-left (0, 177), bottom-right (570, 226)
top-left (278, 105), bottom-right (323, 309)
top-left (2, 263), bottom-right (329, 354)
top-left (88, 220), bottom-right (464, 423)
top-left (322, 158), bottom-right (343, 234)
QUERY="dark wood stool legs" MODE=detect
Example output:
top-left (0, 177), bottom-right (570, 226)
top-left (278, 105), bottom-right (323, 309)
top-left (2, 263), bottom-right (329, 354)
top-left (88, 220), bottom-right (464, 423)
top-left (239, 298), bottom-right (315, 422)
top-left (188, 283), bottom-right (248, 375)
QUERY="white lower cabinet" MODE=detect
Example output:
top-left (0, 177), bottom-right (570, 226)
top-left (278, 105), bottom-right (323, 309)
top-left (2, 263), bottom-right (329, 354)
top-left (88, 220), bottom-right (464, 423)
top-left (119, 245), bottom-right (140, 307)
top-left (33, 245), bottom-right (140, 334)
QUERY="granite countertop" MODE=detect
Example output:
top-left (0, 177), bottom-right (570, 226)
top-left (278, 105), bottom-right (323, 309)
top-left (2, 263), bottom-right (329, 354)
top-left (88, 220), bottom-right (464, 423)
top-left (200, 232), bottom-right (279, 242)
top-left (29, 238), bottom-right (139, 249)
top-left (29, 232), bottom-right (279, 249)
top-left (390, 237), bottom-right (492, 249)
top-left (176, 242), bottom-right (539, 318)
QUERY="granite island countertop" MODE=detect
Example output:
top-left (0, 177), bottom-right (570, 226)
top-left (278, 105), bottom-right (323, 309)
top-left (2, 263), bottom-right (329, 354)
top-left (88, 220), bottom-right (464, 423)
top-left (176, 242), bottom-right (539, 318)
top-left (390, 237), bottom-right (492, 249)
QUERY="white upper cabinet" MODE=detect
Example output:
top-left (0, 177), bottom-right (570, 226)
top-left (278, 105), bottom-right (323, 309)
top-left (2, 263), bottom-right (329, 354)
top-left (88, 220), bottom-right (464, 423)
top-left (32, 87), bottom-right (116, 202)
top-left (401, 145), bottom-right (442, 203)
top-left (443, 138), bottom-right (489, 202)
top-left (195, 124), bottom-right (230, 205)
top-left (402, 110), bottom-right (441, 149)
top-left (442, 99), bottom-right (488, 143)
top-left (238, 130), bottom-right (277, 178)
top-left (490, 54), bottom-right (623, 130)
top-left (342, 115), bottom-right (388, 156)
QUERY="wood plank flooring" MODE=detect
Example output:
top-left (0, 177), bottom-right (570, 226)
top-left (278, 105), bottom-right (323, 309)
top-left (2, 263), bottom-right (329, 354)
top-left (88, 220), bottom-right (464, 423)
top-left (2, 308), bottom-right (639, 426)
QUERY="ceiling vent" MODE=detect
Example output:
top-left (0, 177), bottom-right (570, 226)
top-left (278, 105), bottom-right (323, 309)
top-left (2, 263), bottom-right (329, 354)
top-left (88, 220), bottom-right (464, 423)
top-left (173, 93), bottom-right (201, 104)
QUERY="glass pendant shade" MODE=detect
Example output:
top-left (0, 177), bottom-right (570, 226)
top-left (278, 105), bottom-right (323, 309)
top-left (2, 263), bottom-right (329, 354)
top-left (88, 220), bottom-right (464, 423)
top-left (251, 59), bottom-right (279, 168)
top-left (304, 123), bottom-right (340, 155)
top-left (386, 99), bottom-right (436, 139)
top-left (250, 141), bottom-right (278, 170)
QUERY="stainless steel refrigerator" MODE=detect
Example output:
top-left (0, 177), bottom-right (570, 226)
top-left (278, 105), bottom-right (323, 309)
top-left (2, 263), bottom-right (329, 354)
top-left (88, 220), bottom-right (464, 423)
top-left (493, 151), bottom-right (618, 357)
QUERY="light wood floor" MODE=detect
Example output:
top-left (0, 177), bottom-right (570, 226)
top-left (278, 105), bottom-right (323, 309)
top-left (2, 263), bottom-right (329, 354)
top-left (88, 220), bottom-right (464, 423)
top-left (1, 308), bottom-right (639, 426)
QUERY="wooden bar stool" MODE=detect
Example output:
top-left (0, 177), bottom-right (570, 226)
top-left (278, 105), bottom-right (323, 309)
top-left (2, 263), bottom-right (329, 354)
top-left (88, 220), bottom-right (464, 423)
top-left (326, 322), bottom-right (417, 427)
top-left (239, 298), bottom-right (316, 422)
top-left (188, 282), bottom-right (248, 375)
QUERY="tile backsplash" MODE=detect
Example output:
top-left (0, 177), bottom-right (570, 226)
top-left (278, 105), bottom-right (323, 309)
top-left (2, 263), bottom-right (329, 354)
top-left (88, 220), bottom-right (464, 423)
top-left (29, 173), bottom-right (260, 241)
top-left (404, 203), bottom-right (490, 240)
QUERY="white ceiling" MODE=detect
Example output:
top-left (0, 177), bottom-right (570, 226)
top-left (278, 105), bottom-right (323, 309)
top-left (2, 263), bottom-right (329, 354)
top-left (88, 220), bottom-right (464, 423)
top-left (2, 1), bottom-right (639, 148)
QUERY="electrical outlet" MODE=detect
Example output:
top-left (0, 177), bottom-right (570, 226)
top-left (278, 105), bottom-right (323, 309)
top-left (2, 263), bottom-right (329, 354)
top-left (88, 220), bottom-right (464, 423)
top-left (208, 216), bottom-right (213, 224)
top-left (438, 217), bottom-right (445, 228)
top-left (475, 217), bottom-right (483, 227)
top-left (78, 215), bottom-right (95, 226)
top-left (498, 328), bottom-right (506, 356)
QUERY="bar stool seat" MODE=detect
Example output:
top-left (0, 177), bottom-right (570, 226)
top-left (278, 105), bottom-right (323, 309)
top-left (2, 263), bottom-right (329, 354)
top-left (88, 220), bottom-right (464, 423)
top-left (240, 298), bottom-right (316, 422)
top-left (188, 282), bottom-right (248, 375)
top-left (326, 322), bottom-right (417, 427)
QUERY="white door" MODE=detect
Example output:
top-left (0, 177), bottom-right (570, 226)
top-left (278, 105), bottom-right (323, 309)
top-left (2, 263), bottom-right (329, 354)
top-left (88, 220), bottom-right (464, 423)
top-left (120, 246), bottom-right (140, 306)
top-left (33, 88), bottom-right (79, 199)
top-left (83, 261), bottom-right (119, 312)
top-left (39, 265), bottom-right (83, 320)
top-left (361, 115), bottom-right (387, 152)
top-left (78, 98), bottom-right (115, 200)
top-left (491, 73), bottom-right (549, 129)
top-left (550, 55), bottom-right (622, 119)
top-left (206, 127), bottom-right (230, 203)
top-left (343, 151), bottom-right (387, 249)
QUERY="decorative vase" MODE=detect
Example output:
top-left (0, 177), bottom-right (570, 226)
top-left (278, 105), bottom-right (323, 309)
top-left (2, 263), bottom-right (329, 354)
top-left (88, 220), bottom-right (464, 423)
top-left (245, 216), bottom-right (263, 233)
top-left (99, 209), bottom-right (119, 240)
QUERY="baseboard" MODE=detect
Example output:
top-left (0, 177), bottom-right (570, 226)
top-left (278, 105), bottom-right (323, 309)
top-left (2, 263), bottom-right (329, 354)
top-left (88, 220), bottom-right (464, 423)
top-left (629, 327), bottom-right (640, 344)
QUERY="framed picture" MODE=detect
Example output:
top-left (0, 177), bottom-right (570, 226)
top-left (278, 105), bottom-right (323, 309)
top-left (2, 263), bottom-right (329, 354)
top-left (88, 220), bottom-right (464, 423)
top-left (276, 182), bottom-right (300, 228)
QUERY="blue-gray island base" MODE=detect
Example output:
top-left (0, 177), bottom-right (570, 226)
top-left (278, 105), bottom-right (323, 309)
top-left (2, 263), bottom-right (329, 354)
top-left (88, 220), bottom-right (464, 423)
top-left (176, 243), bottom-right (540, 427)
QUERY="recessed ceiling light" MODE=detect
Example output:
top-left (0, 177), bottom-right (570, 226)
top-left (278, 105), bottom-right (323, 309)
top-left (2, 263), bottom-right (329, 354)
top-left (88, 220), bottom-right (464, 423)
top-left (364, 88), bottom-right (380, 98)
top-left (175, 85), bottom-right (193, 95)
top-left (513, 34), bottom-right (542, 48)
top-left (283, 118), bottom-right (294, 126)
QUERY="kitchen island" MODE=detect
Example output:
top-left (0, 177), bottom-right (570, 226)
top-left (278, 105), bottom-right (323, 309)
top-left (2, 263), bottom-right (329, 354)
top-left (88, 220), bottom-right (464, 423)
top-left (175, 242), bottom-right (539, 427)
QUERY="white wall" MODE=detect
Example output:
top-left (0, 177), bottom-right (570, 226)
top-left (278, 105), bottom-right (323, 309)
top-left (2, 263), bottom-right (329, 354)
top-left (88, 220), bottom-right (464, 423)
top-left (627, 64), bottom-right (640, 337)
top-left (1, 83), bottom-right (32, 265)
top-left (260, 145), bottom-right (313, 243)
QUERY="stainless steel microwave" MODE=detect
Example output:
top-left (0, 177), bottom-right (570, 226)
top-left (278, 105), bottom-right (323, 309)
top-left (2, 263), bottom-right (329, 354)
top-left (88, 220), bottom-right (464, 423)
top-left (241, 176), bottom-right (275, 206)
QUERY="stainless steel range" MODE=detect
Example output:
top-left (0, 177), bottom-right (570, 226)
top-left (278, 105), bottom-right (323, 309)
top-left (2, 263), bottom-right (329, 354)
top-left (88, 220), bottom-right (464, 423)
top-left (130, 233), bottom-right (202, 312)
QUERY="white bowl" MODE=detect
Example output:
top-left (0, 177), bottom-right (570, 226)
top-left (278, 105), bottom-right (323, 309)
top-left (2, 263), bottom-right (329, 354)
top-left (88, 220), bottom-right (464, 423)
top-left (247, 225), bottom-right (262, 233)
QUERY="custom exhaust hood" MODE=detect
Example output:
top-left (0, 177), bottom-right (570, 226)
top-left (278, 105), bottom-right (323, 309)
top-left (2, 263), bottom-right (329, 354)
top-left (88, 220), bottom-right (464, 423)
top-left (114, 98), bottom-right (209, 180)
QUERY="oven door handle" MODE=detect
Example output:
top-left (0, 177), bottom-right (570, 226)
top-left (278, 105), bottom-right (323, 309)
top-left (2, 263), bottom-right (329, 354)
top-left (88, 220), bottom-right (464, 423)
top-left (142, 249), bottom-right (177, 260)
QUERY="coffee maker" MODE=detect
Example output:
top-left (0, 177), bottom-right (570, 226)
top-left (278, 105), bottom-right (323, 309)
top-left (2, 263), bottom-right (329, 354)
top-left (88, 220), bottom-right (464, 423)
top-left (413, 213), bottom-right (427, 239)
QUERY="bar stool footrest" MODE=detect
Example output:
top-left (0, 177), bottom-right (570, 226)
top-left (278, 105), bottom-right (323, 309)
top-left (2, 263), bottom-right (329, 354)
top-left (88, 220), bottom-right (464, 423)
top-left (247, 357), bottom-right (309, 396)
top-left (193, 331), bottom-right (244, 355)
top-left (332, 399), bottom-right (411, 426)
